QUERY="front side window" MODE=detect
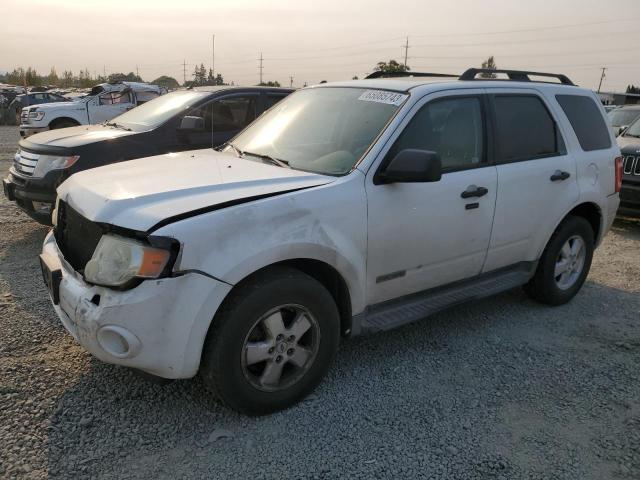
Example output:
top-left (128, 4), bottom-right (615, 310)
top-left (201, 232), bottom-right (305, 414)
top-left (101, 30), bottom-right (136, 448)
top-left (99, 93), bottom-right (114, 105)
top-left (386, 96), bottom-right (484, 170)
top-left (213, 96), bottom-right (256, 132)
top-left (230, 88), bottom-right (404, 175)
top-left (494, 95), bottom-right (559, 162)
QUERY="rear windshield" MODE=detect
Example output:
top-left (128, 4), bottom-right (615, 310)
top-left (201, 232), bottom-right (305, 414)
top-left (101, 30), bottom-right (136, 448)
top-left (556, 95), bottom-right (611, 151)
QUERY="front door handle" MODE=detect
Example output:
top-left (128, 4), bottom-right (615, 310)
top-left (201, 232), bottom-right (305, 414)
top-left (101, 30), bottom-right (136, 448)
top-left (461, 185), bottom-right (489, 199)
top-left (550, 170), bottom-right (571, 182)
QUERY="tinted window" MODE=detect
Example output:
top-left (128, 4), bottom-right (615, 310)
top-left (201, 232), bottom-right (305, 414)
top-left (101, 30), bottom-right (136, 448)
top-left (212, 96), bottom-right (257, 132)
top-left (265, 94), bottom-right (288, 109)
top-left (494, 95), bottom-right (558, 162)
top-left (556, 95), bottom-right (612, 151)
top-left (388, 97), bottom-right (484, 170)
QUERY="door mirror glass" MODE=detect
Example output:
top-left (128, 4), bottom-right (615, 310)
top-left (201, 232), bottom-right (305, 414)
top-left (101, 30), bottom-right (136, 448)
top-left (178, 115), bottom-right (205, 131)
top-left (377, 149), bottom-right (442, 184)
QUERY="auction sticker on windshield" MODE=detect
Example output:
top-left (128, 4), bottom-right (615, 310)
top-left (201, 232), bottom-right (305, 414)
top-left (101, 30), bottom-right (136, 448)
top-left (358, 90), bottom-right (408, 106)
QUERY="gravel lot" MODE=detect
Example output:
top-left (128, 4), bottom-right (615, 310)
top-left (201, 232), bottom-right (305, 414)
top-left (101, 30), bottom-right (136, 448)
top-left (0, 124), bottom-right (639, 479)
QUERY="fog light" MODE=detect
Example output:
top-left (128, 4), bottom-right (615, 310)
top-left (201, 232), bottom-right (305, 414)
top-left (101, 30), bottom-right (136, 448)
top-left (97, 325), bottom-right (141, 359)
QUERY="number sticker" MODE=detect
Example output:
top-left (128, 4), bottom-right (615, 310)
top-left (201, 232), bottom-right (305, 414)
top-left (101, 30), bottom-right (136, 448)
top-left (358, 90), bottom-right (408, 106)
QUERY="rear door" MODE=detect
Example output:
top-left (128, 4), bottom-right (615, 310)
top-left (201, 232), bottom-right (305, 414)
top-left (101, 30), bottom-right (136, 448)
top-left (482, 89), bottom-right (579, 272)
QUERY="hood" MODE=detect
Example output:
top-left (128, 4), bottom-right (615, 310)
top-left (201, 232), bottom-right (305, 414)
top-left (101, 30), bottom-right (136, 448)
top-left (58, 149), bottom-right (336, 231)
top-left (20, 124), bottom-right (136, 150)
top-left (617, 135), bottom-right (640, 154)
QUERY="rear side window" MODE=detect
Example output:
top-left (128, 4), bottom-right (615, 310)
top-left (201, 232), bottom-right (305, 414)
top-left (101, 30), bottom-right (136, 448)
top-left (556, 95), bottom-right (612, 151)
top-left (493, 95), bottom-right (559, 162)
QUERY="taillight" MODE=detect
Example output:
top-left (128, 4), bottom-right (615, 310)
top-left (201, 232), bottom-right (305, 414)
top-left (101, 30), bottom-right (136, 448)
top-left (615, 156), bottom-right (623, 193)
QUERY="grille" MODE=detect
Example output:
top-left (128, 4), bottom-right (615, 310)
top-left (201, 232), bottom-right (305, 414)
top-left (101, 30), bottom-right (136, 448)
top-left (623, 155), bottom-right (640, 176)
top-left (13, 149), bottom-right (39, 176)
top-left (20, 110), bottom-right (28, 124)
top-left (54, 201), bottom-right (104, 273)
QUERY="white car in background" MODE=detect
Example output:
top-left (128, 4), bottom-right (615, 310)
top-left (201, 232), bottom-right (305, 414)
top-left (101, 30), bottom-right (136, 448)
top-left (40, 69), bottom-right (621, 415)
top-left (19, 81), bottom-right (167, 138)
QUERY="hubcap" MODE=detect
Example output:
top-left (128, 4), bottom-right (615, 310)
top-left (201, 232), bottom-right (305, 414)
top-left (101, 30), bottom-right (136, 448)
top-left (554, 235), bottom-right (586, 290)
top-left (241, 304), bottom-right (320, 392)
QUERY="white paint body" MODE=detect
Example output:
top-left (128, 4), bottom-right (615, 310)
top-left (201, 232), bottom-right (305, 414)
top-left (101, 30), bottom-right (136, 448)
top-left (46, 79), bottom-right (620, 378)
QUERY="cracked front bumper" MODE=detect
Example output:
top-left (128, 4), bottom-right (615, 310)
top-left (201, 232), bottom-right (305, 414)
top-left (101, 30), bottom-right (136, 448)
top-left (42, 231), bottom-right (232, 378)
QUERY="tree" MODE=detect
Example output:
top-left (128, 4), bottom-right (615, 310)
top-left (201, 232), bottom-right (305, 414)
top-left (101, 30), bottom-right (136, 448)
top-left (258, 81), bottom-right (281, 87)
top-left (374, 60), bottom-right (409, 74)
top-left (627, 85), bottom-right (640, 94)
top-left (352, 75), bottom-right (359, 80)
top-left (108, 72), bottom-right (143, 83)
top-left (152, 75), bottom-right (180, 89)
top-left (47, 67), bottom-right (58, 86)
top-left (25, 67), bottom-right (40, 86)
top-left (215, 73), bottom-right (225, 85)
top-left (480, 56), bottom-right (497, 78)
top-left (61, 70), bottom-right (74, 88)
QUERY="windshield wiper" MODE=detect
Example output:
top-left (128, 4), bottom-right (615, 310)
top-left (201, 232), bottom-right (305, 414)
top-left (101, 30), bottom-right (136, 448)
top-left (624, 133), bottom-right (640, 138)
top-left (104, 121), bottom-right (131, 131)
top-left (242, 150), bottom-right (291, 168)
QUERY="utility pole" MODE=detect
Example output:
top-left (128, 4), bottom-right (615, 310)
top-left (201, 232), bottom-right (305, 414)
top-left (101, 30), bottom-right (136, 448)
top-left (289, 75), bottom-right (294, 88)
top-left (403, 36), bottom-right (409, 69)
top-left (597, 67), bottom-right (607, 93)
top-left (183, 60), bottom-right (187, 85)
top-left (212, 34), bottom-right (215, 80)
top-left (136, 65), bottom-right (139, 79)
top-left (259, 52), bottom-right (264, 85)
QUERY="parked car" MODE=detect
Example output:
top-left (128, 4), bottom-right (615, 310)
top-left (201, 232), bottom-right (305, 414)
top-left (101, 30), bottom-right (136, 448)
top-left (18, 81), bottom-right (167, 138)
top-left (9, 91), bottom-right (69, 123)
top-left (3, 86), bottom-right (292, 223)
top-left (608, 105), bottom-right (640, 137)
top-left (616, 116), bottom-right (640, 216)
top-left (39, 69), bottom-right (620, 414)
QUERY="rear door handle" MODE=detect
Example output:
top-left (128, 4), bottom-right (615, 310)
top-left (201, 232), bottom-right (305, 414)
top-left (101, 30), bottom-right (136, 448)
top-left (550, 170), bottom-right (571, 182)
top-left (461, 185), bottom-right (489, 199)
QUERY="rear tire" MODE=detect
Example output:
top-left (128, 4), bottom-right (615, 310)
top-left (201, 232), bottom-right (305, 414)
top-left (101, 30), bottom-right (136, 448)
top-left (200, 266), bottom-right (340, 415)
top-left (524, 215), bottom-right (594, 305)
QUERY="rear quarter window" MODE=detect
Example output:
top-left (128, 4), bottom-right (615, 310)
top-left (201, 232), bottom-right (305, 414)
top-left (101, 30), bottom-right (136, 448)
top-left (555, 95), bottom-right (611, 151)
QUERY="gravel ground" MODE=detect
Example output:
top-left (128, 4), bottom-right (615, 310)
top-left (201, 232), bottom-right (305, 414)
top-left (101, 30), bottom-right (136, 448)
top-left (0, 125), bottom-right (639, 479)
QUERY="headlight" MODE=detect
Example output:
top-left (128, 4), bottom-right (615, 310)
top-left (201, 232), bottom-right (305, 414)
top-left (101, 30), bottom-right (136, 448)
top-left (28, 110), bottom-right (45, 121)
top-left (32, 154), bottom-right (79, 177)
top-left (84, 235), bottom-right (172, 287)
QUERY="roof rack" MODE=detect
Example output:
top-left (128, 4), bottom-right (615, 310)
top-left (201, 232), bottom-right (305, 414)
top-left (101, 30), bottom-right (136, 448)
top-left (459, 68), bottom-right (575, 86)
top-left (365, 71), bottom-right (457, 79)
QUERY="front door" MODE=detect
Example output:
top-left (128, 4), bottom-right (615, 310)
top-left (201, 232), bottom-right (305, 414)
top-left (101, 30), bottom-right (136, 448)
top-left (89, 90), bottom-right (134, 124)
top-left (366, 91), bottom-right (497, 305)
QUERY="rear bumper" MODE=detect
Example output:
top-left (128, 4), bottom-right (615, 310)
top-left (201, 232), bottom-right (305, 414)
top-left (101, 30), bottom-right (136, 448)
top-left (619, 181), bottom-right (640, 217)
top-left (42, 231), bottom-right (233, 379)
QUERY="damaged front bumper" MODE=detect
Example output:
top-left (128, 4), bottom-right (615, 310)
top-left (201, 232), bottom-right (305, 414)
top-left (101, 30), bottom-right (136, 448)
top-left (41, 231), bottom-right (232, 378)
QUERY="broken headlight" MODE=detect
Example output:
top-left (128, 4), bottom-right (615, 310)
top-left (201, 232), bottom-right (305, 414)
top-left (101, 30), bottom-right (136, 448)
top-left (84, 235), bottom-right (172, 287)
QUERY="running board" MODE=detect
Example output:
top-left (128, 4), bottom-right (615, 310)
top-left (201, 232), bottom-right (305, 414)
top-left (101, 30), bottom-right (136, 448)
top-left (352, 262), bottom-right (536, 336)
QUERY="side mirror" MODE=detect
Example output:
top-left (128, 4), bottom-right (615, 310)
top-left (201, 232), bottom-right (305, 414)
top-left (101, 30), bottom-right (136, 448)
top-left (617, 126), bottom-right (627, 137)
top-left (178, 115), bottom-right (205, 131)
top-left (376, 149), bottom-right (442, 184)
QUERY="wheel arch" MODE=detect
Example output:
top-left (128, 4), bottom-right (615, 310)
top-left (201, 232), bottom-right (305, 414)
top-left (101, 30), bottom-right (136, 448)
top-left (216, 259), bottom-right (354, 338)
top-left (49, 116), bottom-right (81, 129)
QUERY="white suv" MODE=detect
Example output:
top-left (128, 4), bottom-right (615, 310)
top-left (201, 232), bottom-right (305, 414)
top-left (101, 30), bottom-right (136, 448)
top-left (40, 69), bottom-right (622, 414)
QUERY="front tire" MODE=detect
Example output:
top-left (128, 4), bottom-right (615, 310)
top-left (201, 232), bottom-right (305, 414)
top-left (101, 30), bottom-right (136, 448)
top-left (200, 267), bottom-right (340, 415)
top-left (524, 215), bottom-right (594, 305)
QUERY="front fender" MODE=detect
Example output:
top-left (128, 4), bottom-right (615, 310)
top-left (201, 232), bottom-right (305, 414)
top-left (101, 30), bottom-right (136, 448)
top-left (154, 175), bottom-right (368, 314)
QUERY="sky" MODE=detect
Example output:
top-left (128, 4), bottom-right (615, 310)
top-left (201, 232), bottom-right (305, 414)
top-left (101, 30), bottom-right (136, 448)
top-left (2, 0), bottom-right (640, 92)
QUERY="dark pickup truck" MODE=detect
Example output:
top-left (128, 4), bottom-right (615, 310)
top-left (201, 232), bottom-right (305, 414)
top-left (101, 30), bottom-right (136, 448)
top-left (3, 86), bottom-right (293, 224)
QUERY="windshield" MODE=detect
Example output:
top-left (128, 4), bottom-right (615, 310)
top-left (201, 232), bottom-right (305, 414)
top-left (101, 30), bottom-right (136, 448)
top-left (228, 87), bottom-right (406, 175)
top-left (609, 109), bottom-right (640, 127)
top-left (623, 117), bottom-right (640, 137)
top-left (110, 90), bottom-right (209, 132)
